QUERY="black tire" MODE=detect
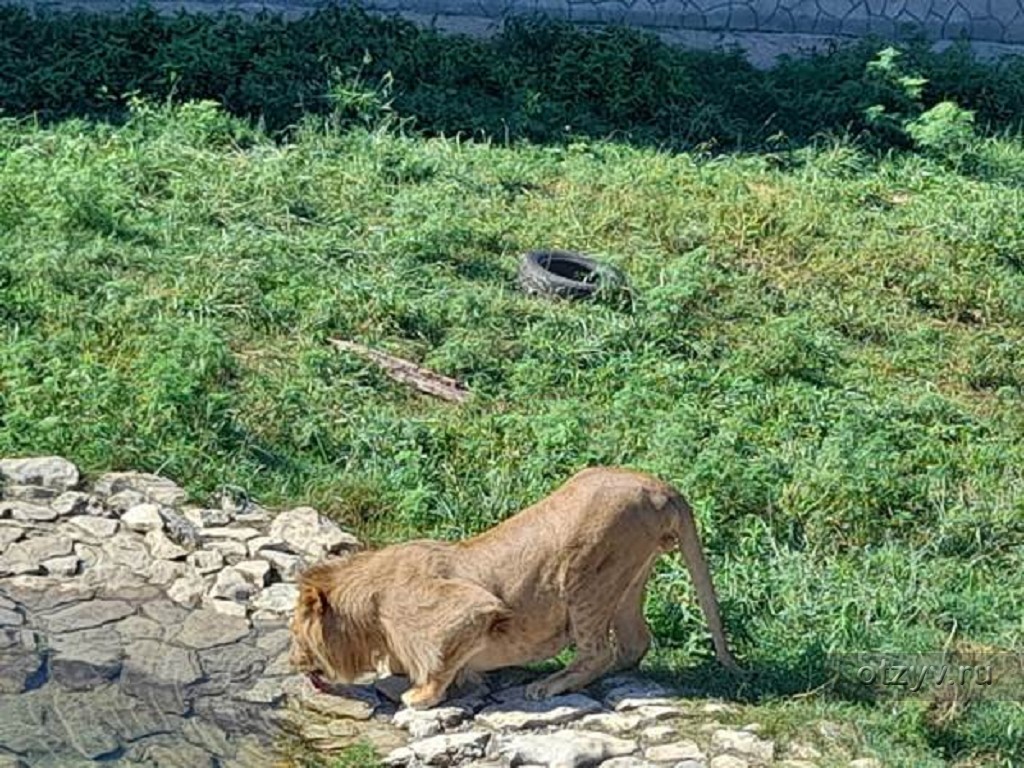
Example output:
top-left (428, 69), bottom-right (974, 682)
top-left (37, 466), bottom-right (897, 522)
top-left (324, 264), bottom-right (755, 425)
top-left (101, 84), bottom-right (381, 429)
top-left (517, 250), bottom-right (617, 300)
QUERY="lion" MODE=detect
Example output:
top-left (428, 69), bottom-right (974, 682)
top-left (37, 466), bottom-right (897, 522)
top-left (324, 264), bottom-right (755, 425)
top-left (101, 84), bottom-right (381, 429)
top-left (289, 467), bottom-right (738, 709)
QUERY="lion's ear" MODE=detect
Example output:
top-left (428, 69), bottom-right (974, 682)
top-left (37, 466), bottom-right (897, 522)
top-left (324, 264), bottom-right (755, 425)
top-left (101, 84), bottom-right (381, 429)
top-left (299, 583), bottom-right (331, 616)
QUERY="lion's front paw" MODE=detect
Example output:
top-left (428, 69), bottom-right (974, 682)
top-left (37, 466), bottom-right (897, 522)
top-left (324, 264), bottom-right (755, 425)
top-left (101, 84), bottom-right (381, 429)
top-left (401, 684), bottom-right (444, 710)
top-left (524, 681), bottom-right (552, 701)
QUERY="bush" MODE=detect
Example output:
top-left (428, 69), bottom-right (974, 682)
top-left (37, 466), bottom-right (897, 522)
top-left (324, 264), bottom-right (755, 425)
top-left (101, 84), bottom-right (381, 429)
top-left (2, 6), bottom-right (1023, 151)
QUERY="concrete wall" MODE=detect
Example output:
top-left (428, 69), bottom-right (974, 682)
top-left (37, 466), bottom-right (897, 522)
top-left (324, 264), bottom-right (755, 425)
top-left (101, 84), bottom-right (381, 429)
top-left (10, 0), bottom-right (1024, 64)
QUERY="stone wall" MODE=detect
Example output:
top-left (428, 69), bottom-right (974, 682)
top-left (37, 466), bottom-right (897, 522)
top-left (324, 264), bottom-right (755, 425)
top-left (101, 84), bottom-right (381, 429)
top-left (6, 0), bottom-right (1024, 64)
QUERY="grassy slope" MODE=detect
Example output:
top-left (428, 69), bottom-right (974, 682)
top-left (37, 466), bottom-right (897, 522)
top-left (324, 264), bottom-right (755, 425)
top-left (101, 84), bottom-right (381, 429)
top-left (1, 103), bottom-right (1022, 764)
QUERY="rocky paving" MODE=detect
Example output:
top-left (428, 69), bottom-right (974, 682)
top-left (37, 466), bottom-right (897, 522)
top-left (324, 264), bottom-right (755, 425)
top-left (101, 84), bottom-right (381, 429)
top-left (0, 456), bottom-right (362, 767)
top-left (1, 457), bottom-right (887, 767)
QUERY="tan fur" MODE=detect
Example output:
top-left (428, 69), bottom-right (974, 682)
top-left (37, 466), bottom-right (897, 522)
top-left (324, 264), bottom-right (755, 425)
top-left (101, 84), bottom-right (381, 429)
top-left (290, 467), bottom-right (738, 709)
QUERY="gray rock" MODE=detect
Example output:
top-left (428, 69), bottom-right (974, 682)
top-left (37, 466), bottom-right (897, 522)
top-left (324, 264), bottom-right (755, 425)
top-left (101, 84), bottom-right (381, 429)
top-left (1, 485), bottom-right (59, 503)
top-left (168, 572), bottom-right (208, 607)
top-left (255, 627), bottom-right (291, 656)
top-left (104, 489), bottom-right (147, 514)
top-left (251, 583), bottom-right (298, 614)
top-left (158, 507), bottom-right (201, 547)
top-left (204, 597), bottom-right (248, 618)
top-left (399, 730), bottom-right (491, 765)
top-left (64, 515), bottom-right (118, 540)
top-left (0, 456), bottom-right (79, 491)
top-left (494, 729), bottom-right (637, 767)
top-left (49, 491), bottom-right (92, 516)
top-left (93, 472), bottom-right (187, 507)
top-left (209, 567), bottom-right (259, 602)
top-left (633, 704), bottom-right (683, 725)
top-left (188, 549), bottom-right (224, 575)
top-left (604, 679), bottom-right (675, 712)
top-left (201, 526), bottom-right (262, 542)
top-left (182, 506), bottom-right (233, 528)
top-left (196, 643), bottom-right (267, 694)
top-left (257, 548), bottom-right (303, 580)
top-left (286, 675), bottom-right (378, 719)
top-left (0, 523), bottom-right (25, 549)
top-left (122, 503), bottom-right (164, 533)
top-left (600, 758), bottom-right (658, 768)
top-left (246, 535), bottom-right (276, 556)
top-left (237, 676), bottom-right (285, 705)
top-left (640, 723), bottom-right (678, 745)
top-left (476, 693), bottom-right (604, 730)
top-left (41, 554), bottom-right (80, 576)
top-left (72, 542), bottom-right (100, 568)
top-left (145, 529), bottom-right (187, 560)
top-left (180, 718), bottom-right (233, 758)
top-left (192, 695), bottom-right (283, 739)
top-left (577, 712), bottom-right (643, 735)
top-left (146, 559), bottom-right (187, 586)
top-left (709, 729), bottom-right (775, 765)
top-left (122, 737), bottom-right (216, 768)
top-left (48, 626), bottom-right (123, 690)
top-left (2, 501), bottom-right (58, 524)
top-left (268, 507), bottom-right (359, 559)
top-left (140, 599), bottom-right (189, 627)
top-left (100, 534), bottom-right (150, 571)
top-left (786, 742), bottom-right (822, 760)
top-left (709, 757), bottom-right (748, 768)
top-left (173, 609), bottom-right (250, 648)
top-left (122, 639), bottom-right (202, 713)
top-left (205, 539), bottom-right (248, 563)
top-left (0, 689), bottom-right (60, 752)
top-left (0, 650), bottom-right (43, 693)
top-left (394, 705), bottom-right (470, 739)
top-left (36, 599), bottom-right (134, 633)
top-left (0, 535), bottom-right (74, 575)
top-left (116, 614), bottom-right (164, 640)
top-left (1, 575), bottom-right (94, 611)
top-left (79, 563), bottom-right (141, 592)
top-left (0, 607), bottom-right (22, 627)
top-left (262, 649), bottom-right (292, 677)
top-left (234, 559), bottom-right (270, 586)
top-left (644, 739), bottom-right (705, 762)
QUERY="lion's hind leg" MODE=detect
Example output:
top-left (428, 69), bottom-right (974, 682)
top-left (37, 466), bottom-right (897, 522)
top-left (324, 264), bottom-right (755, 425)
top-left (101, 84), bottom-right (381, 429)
top-left (610, 565), bottom-right (654, 672)
top-left (392, 578), bottom-right (509, 710)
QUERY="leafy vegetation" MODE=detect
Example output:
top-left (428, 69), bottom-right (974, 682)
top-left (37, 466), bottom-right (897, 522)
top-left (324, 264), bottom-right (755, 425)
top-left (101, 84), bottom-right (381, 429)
top-left (1, 11), bottom-right (1022, 766)
top-left (4, 5), bottom-right (1024, 150)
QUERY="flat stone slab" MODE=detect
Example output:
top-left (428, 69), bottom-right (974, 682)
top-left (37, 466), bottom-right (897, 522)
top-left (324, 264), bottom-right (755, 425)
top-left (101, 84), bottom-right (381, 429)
top-left (36, 599), bottom-right (134, 633)
top-left (476, 693), bottom-right (604, 730)
top-left (173, 609), bottom-right (251, 648)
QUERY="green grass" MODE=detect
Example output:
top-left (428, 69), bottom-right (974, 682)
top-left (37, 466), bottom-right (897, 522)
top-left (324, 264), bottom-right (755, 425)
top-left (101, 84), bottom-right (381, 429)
top-left (1, 93), bottom-right (1023, 764)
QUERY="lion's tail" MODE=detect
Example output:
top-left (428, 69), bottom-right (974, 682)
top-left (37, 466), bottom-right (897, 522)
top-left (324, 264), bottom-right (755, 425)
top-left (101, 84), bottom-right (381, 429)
top-left (665, 491), bottom-right (739, 670)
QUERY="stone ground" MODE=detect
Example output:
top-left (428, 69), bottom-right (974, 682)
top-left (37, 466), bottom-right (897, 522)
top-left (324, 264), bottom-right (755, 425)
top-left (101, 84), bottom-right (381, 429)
top-left (0, 455), bottom-right (361, 766)
top-left (0, 457), bottom-right (884, 767)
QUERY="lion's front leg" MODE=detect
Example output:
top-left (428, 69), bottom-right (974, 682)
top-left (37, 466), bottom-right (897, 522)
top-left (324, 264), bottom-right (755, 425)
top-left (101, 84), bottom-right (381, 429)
top-left (401, 675), bottom-right (455, 710)
top-left (390, 577), bottom-right (509, 709)
top-left (525, 607), bottom-right (615, 700)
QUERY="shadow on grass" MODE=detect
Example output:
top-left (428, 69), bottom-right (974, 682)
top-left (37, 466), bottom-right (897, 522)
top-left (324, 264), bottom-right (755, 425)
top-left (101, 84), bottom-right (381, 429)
top-left (640, 643), bottom-right (879, 707)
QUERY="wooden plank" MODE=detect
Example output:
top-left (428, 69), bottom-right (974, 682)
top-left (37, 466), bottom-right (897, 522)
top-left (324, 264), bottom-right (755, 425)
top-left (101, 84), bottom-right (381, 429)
top-left (329, 339), bottom-right (472, 404)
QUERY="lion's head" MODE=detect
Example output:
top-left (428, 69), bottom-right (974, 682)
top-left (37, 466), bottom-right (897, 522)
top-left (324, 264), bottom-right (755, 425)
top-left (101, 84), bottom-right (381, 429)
top-left (289, 559), bottom-right (387, 689)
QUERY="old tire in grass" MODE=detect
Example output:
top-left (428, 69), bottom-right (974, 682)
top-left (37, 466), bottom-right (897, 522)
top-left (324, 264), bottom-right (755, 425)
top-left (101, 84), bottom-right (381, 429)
top-left (517, 250), bottom-right (623, 300)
